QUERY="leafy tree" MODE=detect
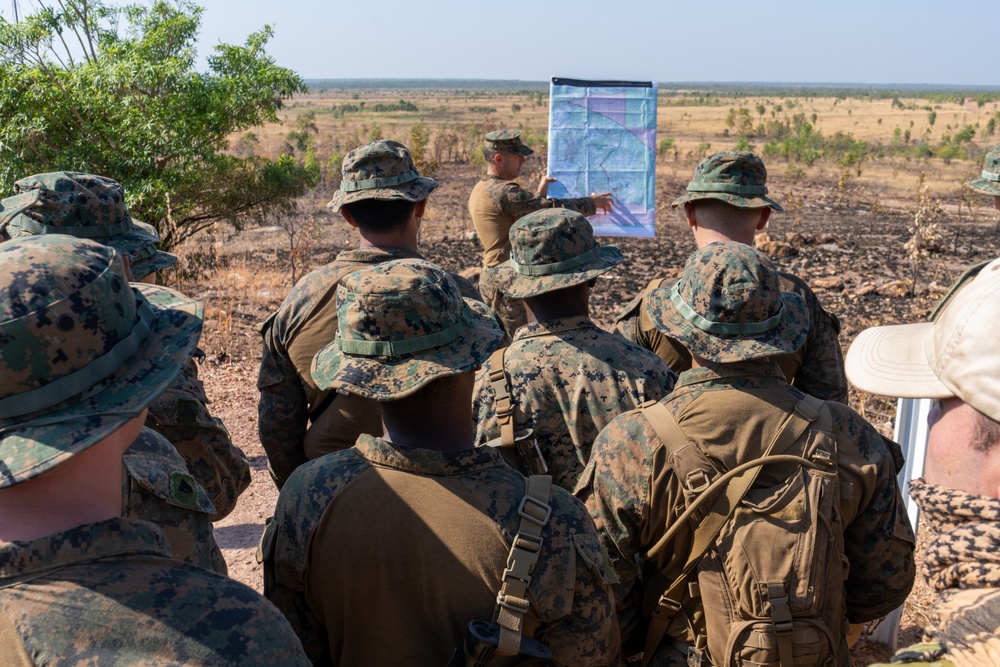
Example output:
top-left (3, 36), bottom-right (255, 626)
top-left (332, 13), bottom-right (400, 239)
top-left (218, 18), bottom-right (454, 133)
top-left (0, 0), bottom-right (312, 249)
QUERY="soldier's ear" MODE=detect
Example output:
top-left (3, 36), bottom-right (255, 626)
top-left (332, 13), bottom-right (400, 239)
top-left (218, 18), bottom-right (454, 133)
top-left (756, 207), bottom-right (772, 230)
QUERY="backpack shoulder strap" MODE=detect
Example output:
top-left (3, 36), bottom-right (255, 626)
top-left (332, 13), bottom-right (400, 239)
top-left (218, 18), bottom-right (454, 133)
top-left (494, 474), bottom-right (553, 656)
top-left (0, 612), bottom-right (33, 666)
top-left (642, 395), bottom-right (829, 666)
top-left (488, 348), bottom-right (548, 475)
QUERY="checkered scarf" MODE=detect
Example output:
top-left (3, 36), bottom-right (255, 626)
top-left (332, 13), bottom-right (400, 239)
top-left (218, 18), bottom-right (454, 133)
top-left (909, 479), bottom-right (1000, 592)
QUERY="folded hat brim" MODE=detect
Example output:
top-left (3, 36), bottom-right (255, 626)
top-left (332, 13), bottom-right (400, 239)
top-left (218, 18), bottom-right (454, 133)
top-left (131, 250), bottom-right (178, 281)
top-left (845, 322), bottom-right (950, 399)
top-left (488, 245), bottom-right (624, 299)
top-left (967, 177), bottom-right (1000, 197)
top-left (0, 284), bottom-right (203, 488)
top-left (311, 297), bottom-right (504, 401)
top-left (646, 287), bottom-right (808, 363)
top-left (671, 191), bottom-right (784, 212)
top-left (328, 177), bottom-right (439, 213)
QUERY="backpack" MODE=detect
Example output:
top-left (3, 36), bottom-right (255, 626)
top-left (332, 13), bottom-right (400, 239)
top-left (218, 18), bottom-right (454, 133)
top-left (640, 394), bottom-right (847, 667)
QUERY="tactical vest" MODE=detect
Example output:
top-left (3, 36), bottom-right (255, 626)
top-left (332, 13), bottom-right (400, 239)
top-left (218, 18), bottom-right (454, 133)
top-left (641, 394), bottom-right (847, 667)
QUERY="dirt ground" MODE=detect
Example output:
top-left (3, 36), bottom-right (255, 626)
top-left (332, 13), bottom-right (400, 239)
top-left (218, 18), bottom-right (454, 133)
top-left (182, 160), bottom-right (1000, 664)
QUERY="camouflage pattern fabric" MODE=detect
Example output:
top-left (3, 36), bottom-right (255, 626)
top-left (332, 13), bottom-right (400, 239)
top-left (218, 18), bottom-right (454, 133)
top-left (123, 427), bottom-right (227, 574)
top-left (967, 145), bottom-right (1000, 196)
top-left (327, 140), bottom-right (438, 212)
top-left (484, 129), bottom-right (534, 156)
top-left (0, 171), bottom-right (176, 279)
top-left (0, 517), bottom-right (310, 665)
top-left (469, 175), bottom-right (598, 268)
top-left (0, 237), bottom-right (201, 488)
top-left (146, 355), bottom-right (251, 520)
top-left (575, 361), bottom-right (915, 659)
top-left (644, 242), bottom-right (808, 363)
top-left (473, 316), bottom-right (675, 491)
top-left (262, 434), bottom-right (620, 666)
top-left (311, 259), bottom-right (505, 401)
top-left (258, 247), bottom-right (482, 487)
top-left (615, 270), bottom-right (848, 402)
top-left (671, 150), bottom-right (783, 210)
top-left (478, 265), bottom-right (528, 336)
top-left (870, 642), bottom-right (954, 666)
top-left (488, 208), bottom-right (624, 299)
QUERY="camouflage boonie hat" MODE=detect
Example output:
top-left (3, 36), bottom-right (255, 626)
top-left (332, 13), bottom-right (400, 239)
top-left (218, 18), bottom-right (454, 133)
top-left (967, 145), bottom-right (1000, 196)
top-left (0, 172), bottom-right (177, 280)
top-left (311, 258), bottom-right (504, 401)
top-left (489, 208), bottom-right (624, 298)
top-left (0, 236), bottom-right (202, 488)
top-left (672, 151), bottom-right (783, 211)
top-left (484, 130), bottom-right (534, 156)
top-left (645, 241), bottom-right (807, 362)
top-left (327, 140), bottom-right (439, 213)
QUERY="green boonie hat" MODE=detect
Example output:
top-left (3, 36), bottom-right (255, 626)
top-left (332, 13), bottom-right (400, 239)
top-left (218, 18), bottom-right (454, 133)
top-left (488, 208), bottom-right (624, 299)
top-left (0, 172), bottom-right (177, 280)
top-left (484, 130), bottom-right (534, 156)
top-left (645, 241), bottom-right (807, 363)
top-left (967, 145), bottom-right (1000, 196)
top-left (672, 151), bottom-right (783, 211)
top-left (311, 258), bottom-right (504, 401)
top-left (0, 235), bottom-right (202, 488)
top-left (327, 140), bottom-right (439, 213)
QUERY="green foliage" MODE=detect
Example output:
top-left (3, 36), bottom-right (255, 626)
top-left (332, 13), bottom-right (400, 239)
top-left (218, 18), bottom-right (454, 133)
top-left (0, 0), bottom-right (311, 249)
top-left (470, 106), bottom-right (497, 113)
top-left (511, 103), bottom-right (521, 113)
top-left (928, 110), bottom-right (937, 126)
top-left (734, 137), bottom-right (753, 151)
top-left (725, 107), bottom-right (754, 137)
top-left (657, 137), bottom-right (675, 160)
top-left (408, 123), bottom-right (438, 177)
top-left (371, 99), bottom-right (418, 112)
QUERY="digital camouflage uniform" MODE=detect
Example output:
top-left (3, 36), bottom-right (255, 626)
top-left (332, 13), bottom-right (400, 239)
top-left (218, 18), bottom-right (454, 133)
top-left (258, 140), bottom-right (483, 488)
top-left (470, 130), bottom-right (599, 334)
top-left (966, 144), bottom-right (1000, 198)
top-left (615, 150), bottom-right (848, 403)
top-left (576, 244), bottom-right (915, 663)
top-left (0, 236), bottom-right (309, 665)
top-left (0, 518), bottom-right (309, 666)
top-left (473, 209), bottom-right (675, 490)
top-left (870, 480), bottom-right (1000, 667)
top-left (263, 259), bottom-right (620, 666)
top-left (0, 172), bottom-right (251, 521)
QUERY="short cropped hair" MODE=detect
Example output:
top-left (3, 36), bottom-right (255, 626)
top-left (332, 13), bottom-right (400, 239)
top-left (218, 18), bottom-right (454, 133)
top-left (340, 199), bottom-right (417, 234)
top-left (972, 408), bottom-right (1000, 452)
top-left (482, 146), bottom-right (500, 163)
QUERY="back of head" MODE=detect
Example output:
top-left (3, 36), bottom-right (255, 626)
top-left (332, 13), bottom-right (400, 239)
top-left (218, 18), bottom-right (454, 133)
top-left (672, 150), bottom-right (783, 212)
top-left (0, 171), bottom-right (176, 280)
top-left (0, 235), bottom-right (202, 488)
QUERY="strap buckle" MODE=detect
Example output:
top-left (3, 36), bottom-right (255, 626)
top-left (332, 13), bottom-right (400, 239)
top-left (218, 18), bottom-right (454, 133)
top-left (517, 495), bottom-right (552, 527)
top-left (496, 592), bottom-right (531, 614)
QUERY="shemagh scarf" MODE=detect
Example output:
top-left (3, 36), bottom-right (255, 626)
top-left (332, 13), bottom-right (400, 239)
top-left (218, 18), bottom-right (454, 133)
top-left (909, 478), bottom-right (1000, 591)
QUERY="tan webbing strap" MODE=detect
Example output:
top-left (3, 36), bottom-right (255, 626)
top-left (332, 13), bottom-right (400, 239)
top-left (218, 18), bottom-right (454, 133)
top-left (0, 612), bottom-right (33, 666)
top-left (494, 474), bottom-right (552, 656)
top-left (641, 395), bottom-right (828, 666)
top-left (767, 582), bottom-right (795, 667)
top-left (489, 347), bottom-right (516, 449)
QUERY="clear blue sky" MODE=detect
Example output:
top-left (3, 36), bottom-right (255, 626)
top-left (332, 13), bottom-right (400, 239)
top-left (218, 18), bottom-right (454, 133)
top-left (6, 0), bottom-right (999, 86)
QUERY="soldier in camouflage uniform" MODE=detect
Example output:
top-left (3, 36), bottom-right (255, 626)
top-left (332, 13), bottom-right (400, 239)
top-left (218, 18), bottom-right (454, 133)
top-left (469, 129), bottom-right (614, 335)
top-left (848, 258), bottom-right (1000, 667)
top-left (577, 242), bottom-right (915, 664)
top-left (473, 208), bottom-right (675, 491)
top-left (262, 258), bottom-right (620, 666)
top-left (614, 150), bottom-right (848, 402)
top-left (258, 140), bottom-right (483, 489)
top-left (0, 235), bottom-right (309, 666)
top-left (0, 172), bottom-right (249, 572)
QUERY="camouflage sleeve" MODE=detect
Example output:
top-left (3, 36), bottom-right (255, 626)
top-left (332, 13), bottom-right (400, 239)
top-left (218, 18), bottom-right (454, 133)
top-left (499, 182), bottom-right (598, 221)
top-left (258, 313), bottom-right (309, 489)
top-left (146, 354), bottom-right (250, 520)
top-left (451, 271), bottom-right (485, 303)
top-left (472, 363), bottom-right (500, 445)
top-left (783, 275), bottom-right (848, 403)
top-left (833, 406), bottom-right (916, 621)
top-left (612, 289), bottom-right (646, 343)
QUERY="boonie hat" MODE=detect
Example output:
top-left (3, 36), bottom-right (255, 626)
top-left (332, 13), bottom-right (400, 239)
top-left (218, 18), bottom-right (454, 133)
top-left (327, 140), bottom-right (439, 213)
top-left (488, 208), bottom-right (623, 299)
top-left (645, 241), bottom-right (807, 362)
top-left (967, 145), bottom-right (1000, 196)
top-left (484, 130), bottom-right (534, 156)
top-left (0, 172), bottom-right (177, 280)
top-left (846, 257), bottom-right (1000, 422)
top-left (311, 259), bottom-right (504, 401)
top-left (672, 151), bottom-right (783, 211)
top-left (0, 235), bottom-right (202, 488)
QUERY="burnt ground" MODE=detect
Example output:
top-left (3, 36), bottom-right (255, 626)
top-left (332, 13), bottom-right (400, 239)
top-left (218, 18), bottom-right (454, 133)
top-left (186, 162), bottom-right (1000, 664)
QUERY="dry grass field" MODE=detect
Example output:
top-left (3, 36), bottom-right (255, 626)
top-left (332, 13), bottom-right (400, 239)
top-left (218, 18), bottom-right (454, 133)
top-left (173, 85), bottom-right (1000, 664)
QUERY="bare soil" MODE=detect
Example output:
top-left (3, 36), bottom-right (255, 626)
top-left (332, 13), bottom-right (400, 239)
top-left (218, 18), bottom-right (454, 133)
top-left (187, 161), bottom-right (1000, 664)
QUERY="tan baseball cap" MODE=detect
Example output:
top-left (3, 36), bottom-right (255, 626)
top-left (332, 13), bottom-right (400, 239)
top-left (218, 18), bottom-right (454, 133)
top-left (846, 257), bottom-right (1000, 421)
